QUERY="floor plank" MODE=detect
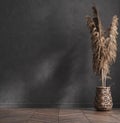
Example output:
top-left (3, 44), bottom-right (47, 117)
top-left (83, 109), bottom-right (120, 123)
top-left (0, 108), bottom-right (120, 123)
top-left (28, 108), bottom-right (59, 123)
top-left (59, 109), bottom-right (90, 123)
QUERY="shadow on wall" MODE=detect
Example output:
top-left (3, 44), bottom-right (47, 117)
top-left (0, 0), bottom-right (120, 107)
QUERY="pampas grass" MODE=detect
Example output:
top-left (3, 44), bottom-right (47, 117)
top-left (86, 6), bottom-right (119, 87)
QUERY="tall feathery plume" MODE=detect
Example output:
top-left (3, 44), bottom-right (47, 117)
top-left (107, 15), bottom-right (118, 64)
top-left (86, 6), bottom-right (119, 87)
top-left (104, 15), bottom-right (119, 83)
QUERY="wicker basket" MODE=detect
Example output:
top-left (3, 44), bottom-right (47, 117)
top-left (94, 86), bottom-right (113, 111)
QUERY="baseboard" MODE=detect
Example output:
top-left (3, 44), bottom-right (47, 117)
top-left (0, 103), bottom-right (119, 108)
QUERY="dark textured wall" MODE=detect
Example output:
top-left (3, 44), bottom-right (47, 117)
top-left (0, 0), bottom-right (120, 107)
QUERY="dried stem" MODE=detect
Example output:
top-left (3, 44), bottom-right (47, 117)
top-left (86, 6), bottom-right (119, 87)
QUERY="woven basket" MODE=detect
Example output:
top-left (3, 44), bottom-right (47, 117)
top-left (94, 86), bottom-right (113, 111)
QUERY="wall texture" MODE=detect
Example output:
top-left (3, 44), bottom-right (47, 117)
top-left (0, 0), bottom-right (120, 107)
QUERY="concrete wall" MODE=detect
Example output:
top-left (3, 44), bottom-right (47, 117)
top-left (0, 0), bottom-right (120, 107)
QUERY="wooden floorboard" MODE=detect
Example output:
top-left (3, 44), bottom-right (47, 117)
top-left (28, 108), bottom-right (59, 123)
top-left (59, 109), bottom-right (90, 123)
top-left (0, 108), bottom-right (120, 123)
top-left (83, 109), bottom-right (120, 123)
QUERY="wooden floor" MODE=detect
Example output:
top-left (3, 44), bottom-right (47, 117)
top-left (0, 108), bottom-right (120, 123)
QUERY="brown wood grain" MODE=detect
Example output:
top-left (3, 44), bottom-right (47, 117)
top-left (0, 108), bottom-right (120, 123)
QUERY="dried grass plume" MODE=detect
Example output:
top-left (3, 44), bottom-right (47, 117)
top-left (86, 6), bottom-right (119, 86)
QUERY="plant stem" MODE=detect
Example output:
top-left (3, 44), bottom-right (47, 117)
top-left (104, 76), bottom-right (106, 87)
top-left (101, 69), bottom-right (107, 87)
top-left (101, 69), bottom-right (104, 87)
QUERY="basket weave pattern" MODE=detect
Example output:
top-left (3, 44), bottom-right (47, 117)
top-left (94, 86), bottom-right (113, 111)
